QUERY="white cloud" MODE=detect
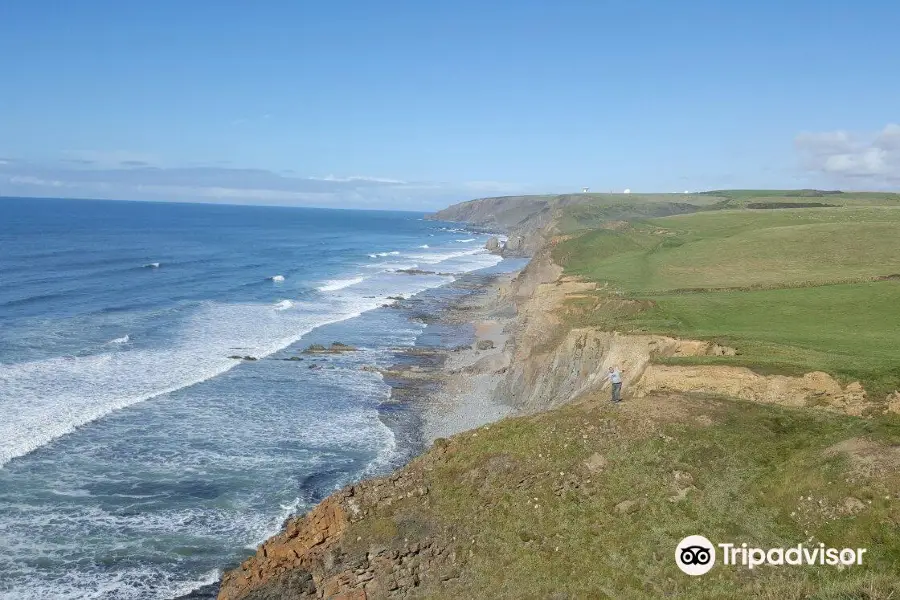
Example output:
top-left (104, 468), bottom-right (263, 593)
top-left (9, 175), bottom-right (68, 188)
top-left (63, 149), bottom-right (159, 168)
top-left (311, 174), bottom-right (409, 184)
top-left (0, 160), bottom-right (537, 210)
top-left (133, 183), bottom-right (332, 203)
top-left (795, 123), bottom-right (900, 186)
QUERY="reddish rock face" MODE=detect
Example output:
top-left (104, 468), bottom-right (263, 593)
top-left (218, 496), bottom-right (349, 600)
top-left (216, 449), bottom-right (449, 600)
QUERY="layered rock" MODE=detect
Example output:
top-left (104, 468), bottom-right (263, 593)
top-left (218, 450), bottom-right (456, 600)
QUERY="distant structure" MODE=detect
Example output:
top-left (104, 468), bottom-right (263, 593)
top-left (623, 188), bottom-right (632, 194)
top-left (684, 190), bottom-right (691, 194)
top-left (582, 187), bottom-right (590, 193)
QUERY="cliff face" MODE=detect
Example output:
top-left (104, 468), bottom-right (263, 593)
top-left (491, 246), bottom-right (879, 416)
top-left (426, 193), bottom-right (715, 257)
top-left (427, 195), bottom-right (555, 231)
top-left (218, 448), bottom-right (458, 600)
top-left (427, 195), bottom-right (559, 256)
top-left (217, 208), bottom-right (900, 599)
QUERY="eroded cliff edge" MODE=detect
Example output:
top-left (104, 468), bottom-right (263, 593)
top-left (218, 197), bottom-right (900, 600)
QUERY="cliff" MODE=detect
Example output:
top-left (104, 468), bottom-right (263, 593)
top-left (218, 195), bottom-right (900, 599)
top-left (218, 250), bottom-right (900, 599)
top-left (426, 193), bottom-right (723, 256)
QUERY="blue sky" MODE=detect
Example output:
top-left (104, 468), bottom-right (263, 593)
top-left (1, 0), bottom-right (898, 209)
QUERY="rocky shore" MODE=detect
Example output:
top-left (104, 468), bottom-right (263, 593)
top-left (213, 243), bottom-right (900, 600)
top-left (211, 194), bottom-right (900, 600)
top-left (214, 264), bottom-right (530, 600)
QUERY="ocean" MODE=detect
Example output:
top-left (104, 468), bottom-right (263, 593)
top-left (0, 197), bottom-right (509, 599)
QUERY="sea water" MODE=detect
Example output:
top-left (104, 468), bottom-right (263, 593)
top-left (0, 197), bottom-right (505, 599)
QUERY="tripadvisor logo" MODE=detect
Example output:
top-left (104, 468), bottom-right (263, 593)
top-left (675, 535), bottom-right (868, 576)
top-left (676, 535), bottom-right (716, 575)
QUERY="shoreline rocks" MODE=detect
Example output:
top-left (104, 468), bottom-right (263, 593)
top-left (302, 342), bottom-right (359, 354)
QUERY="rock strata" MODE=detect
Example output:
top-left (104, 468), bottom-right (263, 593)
top-left (218, 449), bottom-right (458, 600)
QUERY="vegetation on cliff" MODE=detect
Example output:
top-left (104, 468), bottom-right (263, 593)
top-left (220, 391), bottom-right (900, 599)
top-left (221, 190), bottom-right (900, 599)
top-left (552, 203), bottom-right (900, 400)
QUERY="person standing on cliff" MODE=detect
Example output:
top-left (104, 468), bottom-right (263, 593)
top-left (606, 366), bottom-right (624, 403)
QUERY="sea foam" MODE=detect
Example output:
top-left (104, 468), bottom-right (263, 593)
top-left (317, 275), bottom-right (367, 292)
top-left (0, 296), bottom-right (396, 468)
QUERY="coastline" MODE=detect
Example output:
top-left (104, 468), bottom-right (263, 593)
top-left (213, 192), bottom-right (900, 600)
top-left (389, 267), bottom-right (520, 444)
top-left (178, 254), bottom-right (526, 600)
top-left (211, 247), bottom-right (542, 600)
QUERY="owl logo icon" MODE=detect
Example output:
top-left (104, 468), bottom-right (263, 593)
top-left (676, 535), bottom-right (716, 575)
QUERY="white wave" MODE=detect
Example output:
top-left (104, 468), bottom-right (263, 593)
top-left (106, 335), bottom-right (130, 345)
top-left (455, 238), bottom-right (476, 243)
top-left (0, 295), bottom-right (402, 469)
top-left (143, 262), bottom-right (160, 269)
top-left (0, 560), bottom-right (224, 600)
top-left (270, 275), bottom-right (285, 282)
top-left (407, 248), bottom-right (484, 264)
top-left (274, 300), bottom-right (293, 311)
top-left (0, 245), bottom-right (505, 469)
top-left (317, 275), bottom-right (367, 292)
top-left (364, 261), bottom-right (420, 272)
top-left (368, 251), bottom-right (400, 258)
top-left (167, 569), bottom-right (223, 600)
top-left (418, 244), bottom-right (430, 248)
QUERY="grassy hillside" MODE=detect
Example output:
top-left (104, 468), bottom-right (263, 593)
top-left (553, 190), bottom-right (900, 234)
top-left (227, 191), bottom-right (900, 599)
top-left (329, 394), bottom-right (900, 599)
top-left (553, 205), bottom-right (900, 399)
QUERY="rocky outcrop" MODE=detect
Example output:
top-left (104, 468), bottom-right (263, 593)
top-left (218, 450), bottom-right (457, 600)
top-left (218, 495), bottom-right (349, 600)
top-left (302, 343), bottom-right (358, 354)
top-left (427, 196), bottom-right (558, 256)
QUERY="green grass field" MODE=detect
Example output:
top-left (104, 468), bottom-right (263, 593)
top-left (553, 204), bottom-right (900, 399)
top-left (359, 394), bottom-right (900, 599)
top-left (553, 190), bottom-right (900, 234)
top-left (252, 191), bottom-right (900, 598)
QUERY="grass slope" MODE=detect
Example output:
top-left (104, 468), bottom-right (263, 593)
top-left (553, 206), bottom-right (900, 398)
top-left (368, 394), bottom-right (900, 599)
